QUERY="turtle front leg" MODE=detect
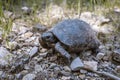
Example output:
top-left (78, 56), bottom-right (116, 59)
top-left (55, 42), bottom-right (72, 63)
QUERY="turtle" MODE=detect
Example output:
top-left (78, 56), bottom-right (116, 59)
top-left (39, 19), bottom-right (101, 63)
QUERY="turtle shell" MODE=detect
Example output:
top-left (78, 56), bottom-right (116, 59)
top-left (52, 19), bottom-right (100, 48)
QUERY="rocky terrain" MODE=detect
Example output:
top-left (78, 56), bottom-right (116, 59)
top-left (0, 5), bottom-right (120, 80)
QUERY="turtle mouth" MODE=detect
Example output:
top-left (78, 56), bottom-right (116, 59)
top-left (46, 42), bottom-right (55, 48)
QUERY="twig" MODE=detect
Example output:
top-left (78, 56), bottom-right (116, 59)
top-left (82, 67), bottom-right (120, 80)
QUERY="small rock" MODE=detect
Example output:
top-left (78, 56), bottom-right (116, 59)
top-left (19, 26), bottom-right (29, 35)
top-left (25, 36), bottom-right (36, 43)
top-left (70, 57), bottom-right (84, 71)
top-left (0, 71), bottom-right (3, 76)
top-left (86, 72), bottom-right (94, 77)
top-left (79, 74), bottom-right (85, 79)
top-left (5, 41), bottom-right (18, 50)
top-left (49, 55), bottom-right (57, 61)
top-left (22, 73), bottom-right (36, 80)
top-left (1, 72), bottom-right (7, 79)
top-left (0, 47), bottom-right (14, 66)
top-left (0, 59), bottom-right (9, 66)
top-left (4, 10), bottom-right (13, 18)
top-left (40, 48), bottom-right (47, 53)
top-left (16, 74), bottom-right (23, 80)
top-left (39, 52), bottom-right (48, 57)
top-left (21, 6), bottom-right (31, 15)
top-left (97, 16), bottom-right (110, 25)
top-left (60, 71), bottom-right (71, 76)
top-left (10, 54), bottom-right (30, 73)
top-left (63, 66), bottom-right (71, 72)
top-left (80, 12), bottom-right (93, 20)
top-left (21, 31), bottom-right (33, 39)
top-left (80, 69), bottom-right (87, 74)
top-left (115, 66), bottom-right (120, 73)
top-left (24, 64), bottom-right (30, 70)
top-left (99, 45), bottom-right (105, 50)
top-left (33, 37), bottom-right (40, 46)
top-left (0, 31), bottom-right (2, 43)
top-left (112, 49), bottom-right (120, 63)
top-left (61, 76), bottom-right (71, 80)
top-left (29, 46), bottom-right (38, 57)
top-left (114, 8), bottom-right (120, 13)
top-left (96, 52), bottom-right (105, 60)
top-left (35, 64), bottom-right (43, 72)
top-left (54, 67), bottom-right (61, 71)
top-left (82, 51), bottom-right (92, 56)
top-left (36, 57), bottom-right (43, 62)
top-left (33, 24), bottom-right (47, 32)
top-left (49, 63), bottom-right (57, 69)
top-left (84, 61), bottom-right (98, 71)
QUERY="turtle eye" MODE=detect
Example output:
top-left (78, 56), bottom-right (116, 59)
top-left (46, 36), bottom-right (50, 39)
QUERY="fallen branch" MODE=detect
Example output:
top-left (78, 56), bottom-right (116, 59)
top-left (82, 67), bottom-right (120, 80)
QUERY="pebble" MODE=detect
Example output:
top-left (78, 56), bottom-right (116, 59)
top-left (60, 71), bottom-right (71, 76)
top-left (40, 48), bottom-right (47, 53)
top-left (19, 26), bottom-right (29, 35)
top-left (21, 6), bottom-right (31, 15)
top-left (84, 61), bottom-right (98, 71)
top-left (33, 37), bottom-right (40, 46)
top-left (21, 31), bottom-right (33, 39)
top-left (115, 66), bottom-right (120, 73)
top-left (97, 16), bottom-right (110, 25)
top-left (114, 8), bottom-right (120, 13)
top-left (0, 47), bottom-right (14, 66)
top-left (35, 64), bottom-right (43, 72)
top-left (70, 57), bottom-right (84, 71)
top-left (22, 73), bottom-right (36, 80)
top-left (80, 69), bottom-right (87, 74)
top-left (33, 23), bottom-right (47, 32)
top-left (25, 36), bottom-right (36, 42)
top-left (79, 74), bottom-right (85, 79)
top-left (96, 52), bottom-right (105, 60)
top-left (4, 10), bottom-right (13, 18)
top-left (39, 52), bottom-right (48, 57)
top-left (49, 63), bottom-right (57, 69)
top-left (5, 41), bottom-right (18, 50)
top-left (61, 76), bottom-right (71, 80)
top-left (29, 46), bottom-right (38, 57)
top-left (63, 66), bottom-right (71, 72)
top-left (54, 66), bottom-right (61, 71)
top-left (49, 55), bottom-right (57, 61)
top-left (0, 71), bottom-right (3, 76)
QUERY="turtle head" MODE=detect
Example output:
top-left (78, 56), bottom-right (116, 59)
top-left (40, 31), bottom-right (57, 48)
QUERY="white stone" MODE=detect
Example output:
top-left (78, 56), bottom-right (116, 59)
top-left (21, 31), bottom-right (33, 39)
top-left (34, 64), bottom-right (43, 72)
top-left (70, 57), bottom-right (84, 71)
top-left (63, 66), bottom-right (71, 72)
top-left (22, 73), bottom-right (36, 80)
top-left (83, 61), bottom-right (98, 71)
top-left (96, 52), bottom-right (105, 60)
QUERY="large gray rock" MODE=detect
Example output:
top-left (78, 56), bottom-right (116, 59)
top-left (0, 47), bottom-right (14, 66)
top-left (70, 57), bottom-right (84, 71)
